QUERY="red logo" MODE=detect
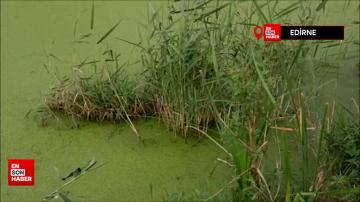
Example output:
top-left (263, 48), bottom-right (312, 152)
top-left (253, 25), bottom-right (263, 40)
top-left (264, 24), bottom-right (281, 41)
top-left (8, 159), bottom-right (35, 186)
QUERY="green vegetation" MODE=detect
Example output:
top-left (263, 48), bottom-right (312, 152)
top-left (321, 104), bottom-right (360, 201)
top-left (30, 0), bottom-right (359, 201)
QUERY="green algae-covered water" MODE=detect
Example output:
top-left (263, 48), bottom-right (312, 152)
top-left (1, 1), bottom-right (358, 201)
top-left (1, 2), bottom-right (233, 201)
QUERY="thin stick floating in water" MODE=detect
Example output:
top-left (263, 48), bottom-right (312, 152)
top-left (43, 160), bottom-right (107, 201)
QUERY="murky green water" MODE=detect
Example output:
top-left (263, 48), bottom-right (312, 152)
top-left (1, 2), bottom-right (233, 201)
top-left (1, 1), bottom-right (358, 201)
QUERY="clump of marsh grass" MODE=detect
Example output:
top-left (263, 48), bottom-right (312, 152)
top-left (45, 64), bottom-right (153, 122)
top-left (319, 103), bottom-right (360, 202)
top-left (137, 0), bottom-right (306, 137)
top-left (40, 0), bottom-right (323, 139)
top-left (43, 54), bottom-right (154, 142)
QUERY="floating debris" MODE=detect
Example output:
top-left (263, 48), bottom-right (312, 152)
top-left (61, 168), bottom-right (81, 181)
top-left (43, 158), bottom-right (105, 202)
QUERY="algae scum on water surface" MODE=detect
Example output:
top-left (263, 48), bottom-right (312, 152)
top-left (2, 1), bottom-right (233, 201)
top-left (2, 0), bottom-right (359, 201)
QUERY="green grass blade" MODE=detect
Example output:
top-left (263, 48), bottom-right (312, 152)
top-left (210, 32), bottom-right (219, 78)
top-left (252, 0), bottom-right (269, 23)
top-left (90, 0), bottom-right (95, 30)
top-left (97, 20), bottom-right (121, 44)
top-left (73, 19), bottom-right (78, 40)
top-left (273, 1), bottom-right (300, 20)
top-left (58, 192), bottom-right (71, 202)
top-left (314, 103), bottom-right (328, 180)
top-left (283, 133), bottom-right (292, 202)
top-left (288, 40), bottom-right (305, 73)
top-left (116, 37), bottom-right (145, 49)
top-left (316, 0), bottom-right (328, 12)
top-left (251, 47), bottom-right (277, 106)
top-left (170, 0), bottom-right (213, 14)
top-left (195, 2), bottom-right (230, 21)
